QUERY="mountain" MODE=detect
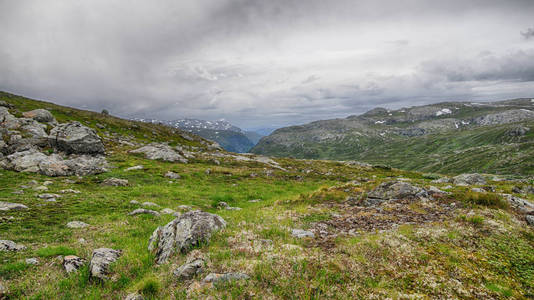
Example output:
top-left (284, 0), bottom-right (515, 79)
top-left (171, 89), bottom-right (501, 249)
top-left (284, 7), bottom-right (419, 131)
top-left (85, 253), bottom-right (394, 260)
top-left (133, 118), bottom-right (260, 153)
top-left (252, 98), bottom-right (534, 175)
top-left (1, 91), bottom-right (534, 298)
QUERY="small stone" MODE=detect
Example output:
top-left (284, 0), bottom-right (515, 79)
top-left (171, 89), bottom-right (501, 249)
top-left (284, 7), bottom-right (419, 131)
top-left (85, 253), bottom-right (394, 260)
top-left (142, 202), bottom-right (160, 208)
top-left (37, 193), bottom-right (61, 199)
top-left (471, 188), bottom-right (486, 193)
top-left (59, 189), bottom-right (81, 194)
top-left (0, 240), bottom-right (26, 251)
top-left (291, 229), bottom-right (315, 239)
top-left (526, 215), bottom-right (534, 227)
top-left (43, 181), bottom-right (53, 186)
top-left (217, 202), bottom-right (229, 208)
top-left (205, 169), bottom-right (211, 175)
top-left (0, 201), bottom-right (28, 211)
top-left (202, 272), bottom-right (249, 284)
top-left (226, 207), bottom-right (242, 211)
top-left (89, 248), bottom-right (122, 280)
top-left (63, 255), bottom-right (86, 273)
top-left (164, 171), bottom-right (181, 179)
top-left (25, 257), bottom-right (39, 265)
top-left (160, 208), bottom-right (175, 214)
top-left (12, 190), bottom-right (24, 195)
top-left (177, 205), bottom-right (192, 211)
top-left (67, 221), bottom-right (89, 228)
top-left (125, 293), bottom-right (144, 300)
top-left (130, 200), bottom-right (140, 205)
top-left (128, 209), bottom-right (160, 217)
top-left (248, 199), bottom-right (261, 203)
top-left (101, 178), bottom-right (129, 187)
top-left (125, 165), bottom-right (143, 171)
top-left (173, 258), bottom-right (205, 280)
top-left (33, 185), bottom-right (48, 191)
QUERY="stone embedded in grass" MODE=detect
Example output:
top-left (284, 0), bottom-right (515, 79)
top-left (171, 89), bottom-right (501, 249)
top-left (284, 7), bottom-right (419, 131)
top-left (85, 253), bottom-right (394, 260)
top-left (59, 189), bottom-right (80, 194)
top-left (130, 200), bottom-right (140, 205)
top-left (0, 201), bottom-right (28, 211)
top-left (365, 181), bottom-right (424, 205)
top-left (89, 248), bottom-right (122, 280)
top-left (0, 240), bottom-right (26, 252)
top-left (101, 178), bottom-right (129, 186)
top-left (12, 190), bottom-right (24, 195)
top-left (526, 215), bottom-right (534, 227)
top-left (125, 165), bottom-right (143, 171)
top-left (37, 193), bottom-right (61, 199)
top-left (248, 199), bottom-right (261, 203)
top-left (202, 272), bottom-right (250, 284)
top-left (128, 208), bottom-right (160, 217)
top-left (173, 258), bottom-right (205, 280)
top-left (125, 293), bottom-right (144, 300)
top-left (177, 205), bottom-right (192, 211)
top-left (63, 255), bottom-right (86, 273)
top-left (33, 185), bottom-right (48, 191)
top-left (164, 171), bottom-right (181, 179)
top-left (67, 221), bottom-right (89, 228)
top-left (225, 206), bottom-right (242, 211)
top-left (291, 229), bottom-right (315, 239)
top-left (160, 208), bottom-right (176, 215)
top-left (471, 188), bottom-right (486, 193)
top-left (217, 202), bottom-right (229, 209)
top-left (129, 143), bottom-right (187, 163)
top-left (142, 202), bottom-right (160, 208)
top-left (453, 173), bottom-right (486, 186)
top-left (500, 194), bottom-right (534, 213)
top-left (150, 210), bottom-right (226, 264)
top-left (25, 257), bottom-right (39, 265)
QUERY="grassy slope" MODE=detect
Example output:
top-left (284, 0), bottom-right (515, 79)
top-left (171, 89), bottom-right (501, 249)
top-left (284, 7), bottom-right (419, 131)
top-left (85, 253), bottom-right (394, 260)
top-left (1, 92), bottom-right (533, 299)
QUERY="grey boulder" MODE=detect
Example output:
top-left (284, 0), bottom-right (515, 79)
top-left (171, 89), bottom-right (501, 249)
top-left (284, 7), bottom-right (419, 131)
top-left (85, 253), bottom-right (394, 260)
top-left (89, 248), bottom-right (122, 280)
top-left (67, 221), bottom-right (89, 228)
top-left (49, 121), bottom-right (105, 154)
top-left (101, 178), bottom-right (129, 186)
top-left (130, 143), bottom-right (187, 163)
top-left (367, 181), bottom-right (424, 203)
top-left (173, 258), bottom-right (205, 280)
top-left (453, 173), bottom-right (486, 186)
top-left (63, 255), bottom-right (86, 273)
top-left (202, 272), bottom-right (250, 284)
top-left (0, 201), bottom-right (28, 211)
top-left (149, 210), bottom-right (226, 264)
top-left (22, 109), bottom-right (56, 123)
top-left (128, 209), bottom-right (160, 217)
top-left (0, 240), bottom-right (26, 252)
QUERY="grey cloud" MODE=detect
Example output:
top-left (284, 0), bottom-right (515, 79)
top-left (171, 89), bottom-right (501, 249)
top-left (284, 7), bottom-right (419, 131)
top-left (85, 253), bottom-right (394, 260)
top-left (521, 28), bottom-right (534, 39)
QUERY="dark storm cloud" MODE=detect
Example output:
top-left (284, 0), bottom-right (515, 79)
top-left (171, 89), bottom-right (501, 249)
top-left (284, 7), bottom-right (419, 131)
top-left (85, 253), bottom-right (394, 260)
top-left (1, 0), bottom-right (534, 129)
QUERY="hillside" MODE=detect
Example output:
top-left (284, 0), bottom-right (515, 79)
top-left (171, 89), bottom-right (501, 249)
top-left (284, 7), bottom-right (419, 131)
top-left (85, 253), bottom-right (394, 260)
top-left (134, 118), bottom-right (260, 153)
top-left (252, 99), bottom-right (534, 175)
top-left (0, 91), bottom-right (533, 299)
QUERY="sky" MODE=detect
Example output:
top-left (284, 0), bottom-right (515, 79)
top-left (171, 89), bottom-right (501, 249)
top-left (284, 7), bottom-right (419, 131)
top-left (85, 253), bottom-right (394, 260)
top-left (1, 0), bottom-right (534, 130)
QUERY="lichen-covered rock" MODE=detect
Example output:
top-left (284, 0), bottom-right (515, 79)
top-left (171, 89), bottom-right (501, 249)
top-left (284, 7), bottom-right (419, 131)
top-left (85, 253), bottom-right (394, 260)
top-left (67, 221), bottom-right (89, 228)
top-left (0, 240), bottom-right (26, 252)
top-left (63, 255), bottom-right (86, 273)
top-left (367, 181), bottom-right (424, 202)
top-left (164, 171), bottom-right (181, 179)
top-left (150, 210), bottom-right (226, 264)
top-left (22, 109), bottom-right (56, 123)
top-left (101, 178), bottom-right (129, 186)
top-left (49, 121), bottom-right (105, 154)
top-left (0, 201), bottom-right (28, 211)
top-left (202, 272), bottom-right (249, 284)
top-left (173, 258), bottom-right (205, 280)
top-left (128, 209), bottom-right (160, 217)
top-left (89, 248), bottom-right (121, 280)
top-left (125, 293), bottom-right (144, 300)
top-left (291, 229), bottom-right (314, 238)
top-left (453, 173), bottom-right (486, 186)
top-left (130, 143), bottom-right (187, 163)
top-left (526, 215), bottom-right (534, 227)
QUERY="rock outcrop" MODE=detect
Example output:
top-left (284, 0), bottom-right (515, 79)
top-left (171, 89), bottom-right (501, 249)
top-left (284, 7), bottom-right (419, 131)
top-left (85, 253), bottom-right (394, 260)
top-left (130, 143), bottom-right (187, 163)
top-left (453, 173), bottom-right (486, 186)
top-left (63, 255), bottom-right (86, 273)
top-left (49, 121), bottom-right (105, 154)
top-left (149, 210), bottom-right (226, 264)
top-left (366, 181), bottom-right (424, 205)
top-left (173, 258), bottom-right (205, 280)
top-left (89, 248), bottom-right (122, 280)
top-left (22, 109), bottom-right (56, 123)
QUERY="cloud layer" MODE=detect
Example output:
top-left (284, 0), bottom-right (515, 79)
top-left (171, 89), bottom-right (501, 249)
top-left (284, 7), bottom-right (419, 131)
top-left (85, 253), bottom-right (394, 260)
top-left (1, 0), bottom-right (534, 129)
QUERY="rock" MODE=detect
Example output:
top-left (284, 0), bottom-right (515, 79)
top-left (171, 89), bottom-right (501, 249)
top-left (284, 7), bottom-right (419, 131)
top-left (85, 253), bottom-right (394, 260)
top-left (501, 194), bottom-right (534, 213)
top-left (63, 255), bottom-right (85, 273)
top-left (0, 281), bottom-right (6, 297)
top-left (142, 202), bottom-right (160, 208)
top-left (130, 200), bottom-right (140, 205)
top-left (291, 229), bottom-right (315, 238)
top-left (25, 257), bottom-right (39, 265)
top-left (453, 173), bottom-right (486, 186)
top-left (125, 165), bottom-right (143, 171)
top-left (526, 215), bottom-right (534, 227)
top-left (173, 258), bottom-right (205, 280)
top-left (67, 221), bottom-right (89, 228)
top-left (217, 202), bottom-right (229, 209)
top-left (12, 190), bottom-right (24, 195)
top-left (164, 171), bottom-right (181, 179)
top-left (248, 199), bottom-right (261, 203)
top-left (0, 201), bottom-right (28, 211)
top-left (177, 205), bottom-right (192, 211)
top-left (367, 181), bottom-right (424, 202)
top-left (59, 189), bottom-right (80, 194)
top-left (205, 169), bottom-right (211, 175)
top-left (202, 272), bottom-right (249, 284)
top-left (128, 209), bottom-right (160, 217)
top-left (431, 177), bottom-right (451, 184)
top-left (427, 186), bottom-right (448, 196)
top-left (125, 293), bottom-right (144, 300)
top-left (226, 207), bottom-right (242, 211)
top-left (22, 109), bottom-right (55, 123)
top-left (89, 248), bottom-right (122, 280)
top-left (101, 178), bottom-right (129, 186)
top-left (150, 210), bottom-right (226, 264)
top-left (37, 193), bottom-right (61, 199)
top-left (33, 185), bottom-right (48, 191)
top-left (0, 240), bottom-right (26, 251)
top-left (160, 208), bottom-right (176, 215)
top-left (0, 100), bottom-right (14, 108)
top-left (49, 121), bottom-right (105, 154)
top-left (129, 143), bottom-right (187, 163)
top-left (471, 188), bottom-right (486, 193)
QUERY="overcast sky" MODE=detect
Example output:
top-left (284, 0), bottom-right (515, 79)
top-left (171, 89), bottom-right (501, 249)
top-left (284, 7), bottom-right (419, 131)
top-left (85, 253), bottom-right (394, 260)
top-left (1, 0), bottom-right (534, 130)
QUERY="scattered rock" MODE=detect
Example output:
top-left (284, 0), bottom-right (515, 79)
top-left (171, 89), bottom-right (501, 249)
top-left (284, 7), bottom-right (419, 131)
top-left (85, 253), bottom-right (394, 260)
top-left (125, 165), bottom-right (143, 171)
top-left (501, 194), bottom-right (534, 213)
top-left (25, 257), bottom-right (39, 265)
top-left (128, 209), bottom-right (160, 217)
top-left (471, 188), bottom-right (486, 193)
top-left (89, 248), bottom-right (122, 280)
top-left (291, 229), bottom-right (315, 238)
top-left (164, 171), bottom-right (181, 179)
top-left (526, 215), bottom-right (534, 227)
top-left (101, 178), bottom-right (129, 187)
top-left (217, 202), bottom-right (229, 209)
top-left (173, 258), bottom-right (205, 280)
top-left (130, 200), bottom-right (140, 205)
top-left (177, 205), bottom-right (192, 211)
top-left (125, 293), bottom-right (144, 300)
top-left (205, 169), bottom-right (211, 175)
top-left (226, 206), bottom-right (242, 211)
top-left (37, 193), bottom-right (61, 200)
top-left (22, 109), bottom-right (55, 123)
top-left (129, 143), bottom-right (187, 163)
top-left (33, 185), bottom-right (48, 191)
top-left (0, 201), bottom-right (28, 211)
top-left (49, 121), bottom-right (105, 154)
top-left (365, 181), bottom-right (424, 206)
top-left (59, 189), bottom-right (81, 194)
top-left (0, 240), bottom-right (26, 251)
top-left (63, 255), bottom-right (86, 273)
top-left (150, 210), bottom-right (226, 264)
top-left (160, 208), bottom-right (176, 215)
top-left (67, 221), bottom-right (89, 228)
top-left (202, 272), bottom-right (249, 284)
top-left (142, 202), bottom-right (160, 208)
top-left (453, 173), bottom-right (486, 186)
top-left (248, 199), bottom-right (261, 203)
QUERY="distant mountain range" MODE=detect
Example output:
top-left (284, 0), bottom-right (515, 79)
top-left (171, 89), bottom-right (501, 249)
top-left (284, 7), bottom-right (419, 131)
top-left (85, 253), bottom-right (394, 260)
top-left (251, 98), bottom-right (534, 175)
top-left (133, 118), bottom-right (264, 153)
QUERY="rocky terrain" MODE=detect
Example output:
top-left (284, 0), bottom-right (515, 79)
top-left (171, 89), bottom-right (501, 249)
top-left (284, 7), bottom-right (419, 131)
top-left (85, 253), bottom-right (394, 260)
top-left (252, 99), bottom-right (534, 175)
top-left (0, 91), bottom-right (533, 299)
top-left (134, 118), bottom-right (263, 153)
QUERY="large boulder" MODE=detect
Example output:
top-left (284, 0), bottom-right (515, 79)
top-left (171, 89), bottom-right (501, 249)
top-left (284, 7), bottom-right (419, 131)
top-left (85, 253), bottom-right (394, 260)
top-left (89, 248), bottom-right (122, 280)
top-left (453, 173), bottom-right (486, 186)
top-left (22, 109), bottom-right (56, 123)
top-left (149, 210), bottom-right (226, 264)
top-left (49, 122), bottom-right (105, 154)
top-left (367, 181), bottom-right (424, 202)
top-left (130, 143), bottom-right (187, 163)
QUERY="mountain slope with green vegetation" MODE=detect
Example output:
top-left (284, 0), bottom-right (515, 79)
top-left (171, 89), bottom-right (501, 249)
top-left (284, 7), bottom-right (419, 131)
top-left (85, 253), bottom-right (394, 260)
top-left (1, 91), bottom-right (533, 299)
top-left (252, 99), bottom-right (534, 175)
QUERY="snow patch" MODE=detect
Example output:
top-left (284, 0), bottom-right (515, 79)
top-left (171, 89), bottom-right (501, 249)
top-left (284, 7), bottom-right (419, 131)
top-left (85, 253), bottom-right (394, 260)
top-left (435, 108), bottom-right (452, 116)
